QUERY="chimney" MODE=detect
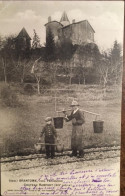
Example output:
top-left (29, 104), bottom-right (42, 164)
top-left (48, 16), bottom-right (51, 22)
top-left (72, 19), bottom-right (75, 23)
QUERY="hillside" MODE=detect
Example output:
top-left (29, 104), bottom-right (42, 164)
top-left (0, 82), bottom-right (121, 157)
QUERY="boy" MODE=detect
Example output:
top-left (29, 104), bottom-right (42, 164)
top-left (39, 117), bottom-right (57, 159)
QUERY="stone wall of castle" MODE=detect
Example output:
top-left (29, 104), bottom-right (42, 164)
top-left (57, 21), bottom-right (94, 45)
top-left (45, 21), bottom-right (62, 42)
top-left (86, 22), bottom-right (94, 43)
top-left (45, 14), bottom-right (95, 46)
top-left (71, 22), bottom-right (88, 45)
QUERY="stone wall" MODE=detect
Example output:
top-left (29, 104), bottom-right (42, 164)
top-left (46, 21), bottom-right (62, 42)
top-left (86, 21), bottom-right (94, 42)
top-left (45, 20), bottom-right (94, 46)
top-left (59, 21), bottom-right (94, 45)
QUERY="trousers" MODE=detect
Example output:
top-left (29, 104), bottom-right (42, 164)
top-left (45, 145), bottom-right (55, 157)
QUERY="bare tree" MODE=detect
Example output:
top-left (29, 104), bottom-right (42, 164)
top-left (97, 56), bottom-right (111, 96)
top-left (66, 58), bottom-right (74, 85)
top-left (31, 57), bottom-right (45, 94)
top-left (50, 59), bottom-right (61, 84)
top-left (14, 58), bottom-right (32, 83)
top-left (98, 63), bottom-right (109, 88)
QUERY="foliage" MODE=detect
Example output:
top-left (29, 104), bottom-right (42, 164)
top-left (57, 38), bottom-right (76, 62)
top-left (0, 33), bottom-right (122, 88)
top-left (109, 40), bottom-right (122, 84)
top-left (97, 53), bottom-right (110, 87)
top-left (24, 83), bottom-right (35, 95)
top-left (0, 34), bottom-right (33, 83)
top-left (76, 43), bottom-right (101, 68)
top-left (13, 59), bottom-right (33, 83)
top-left (0, 83), bottom-right (19, 107)
top-left (97, 40), bottom-right (122, 86)
top-left (45, 28), bottom-right (56, 61)
top-left (32, 29), bottom-right (41, 49)
top-left (0, 35), bottom-right (16, 83)
top-left (64, 43), bottom-right (101, 84)
top-left (111, 40), bottom-right (121, 64)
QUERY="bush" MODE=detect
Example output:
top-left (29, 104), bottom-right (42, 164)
top-left (24, 83), bottom-right (35, 95)
top-left (23, 74), bottom-right (36, 83)
top-left (40, 76), bottom-right (52, 86)
top-left (0, 83), bottom-right (19, 107)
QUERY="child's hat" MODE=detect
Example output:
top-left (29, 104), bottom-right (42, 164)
top-left (45, 117), bottom-right (52, 122)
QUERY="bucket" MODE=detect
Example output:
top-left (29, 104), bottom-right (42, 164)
top-left (34, 143), bottom-right (45, 153)
top-left (56, 144), bottom-right (64, 153)
top-left (34, 143), bottom-right (42, 152)
top-left (93, 120), bottom-right (104, 133)
top-left (53, 117), bottom-right (64, 129)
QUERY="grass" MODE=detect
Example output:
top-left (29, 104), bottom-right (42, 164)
top-left (0, 82), bottom-right (121, 157)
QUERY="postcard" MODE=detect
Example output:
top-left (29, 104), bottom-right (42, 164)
top-left (0, 1), bottom-right (124, 196)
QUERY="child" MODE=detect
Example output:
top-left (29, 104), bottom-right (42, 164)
top-left (39, 117), bottom-right (57, 159)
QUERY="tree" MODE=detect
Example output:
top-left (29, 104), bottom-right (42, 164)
top-left (75, 64), bottom-right (83, 85)
top-left (0, 35), bottom-right (32, 83)
top-left (31, 58), bottom-right (45, 94)
top-left (49, 59), bottom-right (60, 84)
top-left (32, 29), bottom-right (41, 49)
top-left (57, 38), bottom-right (75, 62)
top-left (0, 35), bottom-right (16, 83)
top-left (14, 59), bottom-right (32, 83)
top-left (109, 40), bottom-right (122, 84)
top-left (98, 41), bottom-right (122, 86)
top-left (76, 43), bottom-right (100, 69)
top-left (45, 28), bottom-right (56, 61)
top-left (64, 58), bottom-right (74, 85)
top-left (0, 35), bottom-right (4, 50)
top-left (98, 55), bottom-right (110, 88)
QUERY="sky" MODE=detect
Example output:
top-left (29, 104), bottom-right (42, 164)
top-left (0, 1), bottom-right (124, 50)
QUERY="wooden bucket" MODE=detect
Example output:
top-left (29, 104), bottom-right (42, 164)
top-left (93, 120), bottom-right (104, 133)
top-left (53, 117), bottom-right (64, 129)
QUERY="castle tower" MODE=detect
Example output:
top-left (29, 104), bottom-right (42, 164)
top-left (15, 27), bottom-right (31, 51)
top-left (60, 11), bottom-right (70, 27)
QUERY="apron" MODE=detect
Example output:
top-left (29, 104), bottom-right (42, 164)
top-left (71, 124), bottom-right (84, 151)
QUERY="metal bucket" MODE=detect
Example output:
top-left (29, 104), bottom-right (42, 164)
top-left (53, 117), bottom-right (64, 129)
top-left (34, 143), bottom-right (42, 152)
top-left (34, 143), bottom-right (45, 153)
top-left (56, 144), bottom-right (64, 153)
top-left (93, 120), bottom-right (104, 133)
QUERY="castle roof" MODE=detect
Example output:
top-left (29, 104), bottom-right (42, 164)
top-left (60, 11), bottom-right (69, 22)
top-left (44, 21), bottom-right (63, 26)
top-left (16, 27), bottom-right (31, 40)
top-left (62, 20), bottom-right (95, 33)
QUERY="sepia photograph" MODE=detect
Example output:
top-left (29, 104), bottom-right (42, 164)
top-left (0, 1), bottom-right (124, 195)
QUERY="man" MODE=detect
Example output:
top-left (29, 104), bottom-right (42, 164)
top-left (64, 101), bottom-right (85, 158)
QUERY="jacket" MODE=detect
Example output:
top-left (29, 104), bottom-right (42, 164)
top-left (40, 124), bottom-right (57, 139)
top-left (65, 109), bottom-right (85, 126)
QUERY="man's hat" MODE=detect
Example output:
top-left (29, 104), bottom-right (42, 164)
top-left (45, 117), bottom-right (52, 122)
top-left (70, 100), bottom-right (79, 107)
